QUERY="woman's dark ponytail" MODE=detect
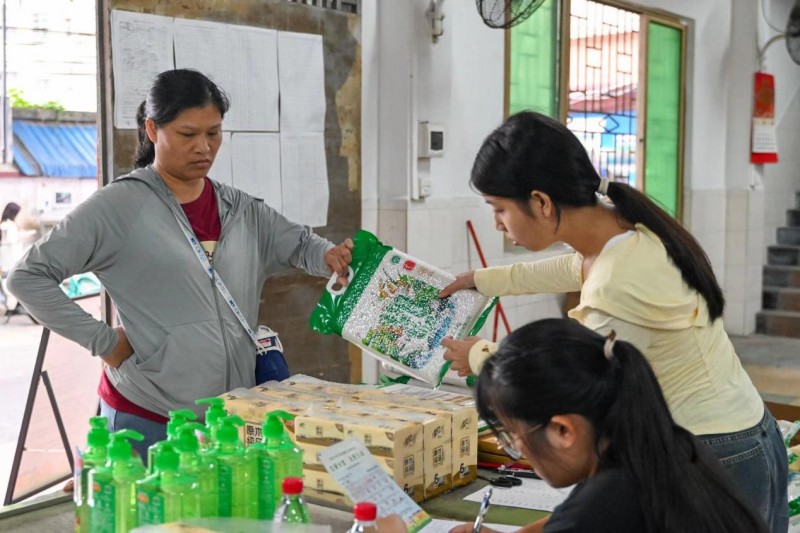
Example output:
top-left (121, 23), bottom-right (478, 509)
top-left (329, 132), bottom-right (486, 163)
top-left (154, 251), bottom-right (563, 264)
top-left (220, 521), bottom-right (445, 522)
top-left (605, 181), bottom-right (725, 319)
top-left (133, 100), bottom-right (155, 169)
top-left (601, 338), bottom-right (768, 533)
top-left (471, 111), bottom-right (725, 321)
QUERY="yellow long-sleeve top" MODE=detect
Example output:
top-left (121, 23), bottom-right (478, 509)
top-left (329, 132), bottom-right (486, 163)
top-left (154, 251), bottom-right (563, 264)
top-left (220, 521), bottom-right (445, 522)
top-left (470, 224), bottom-right (764, 436)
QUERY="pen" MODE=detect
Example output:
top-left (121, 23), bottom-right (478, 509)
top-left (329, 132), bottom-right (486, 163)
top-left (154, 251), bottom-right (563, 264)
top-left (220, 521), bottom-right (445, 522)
top-left (472, 487), bottom-right (493, 533)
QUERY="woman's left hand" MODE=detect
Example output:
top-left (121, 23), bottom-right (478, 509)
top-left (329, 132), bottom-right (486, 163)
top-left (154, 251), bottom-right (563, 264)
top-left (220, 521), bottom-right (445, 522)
top-left (324, 238), bottom-right (354, 286)
top-left (441, 336), bottom-right (481, 376)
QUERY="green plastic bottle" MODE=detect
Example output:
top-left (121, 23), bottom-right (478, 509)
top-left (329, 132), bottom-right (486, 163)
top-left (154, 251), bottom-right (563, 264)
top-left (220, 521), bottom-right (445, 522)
top-left (136, 442), bottom-right (200, 526)
top-left (274, 477), bottom-right (311, 524)
top-left (195, 397), bottom-right (227, 449)
top-left (88, 429), bottom-right (146, 533)
top-left (175, 422), bottom-right (219, 518)
top-left (145, 408), bottom-right (197, 471)
top-left (214, 415), bottom-right (257, 518)
top-left (74, 416), bottom-right (110, 533)
top-left (263, 410), bottom-right (303, 506)
top-left (245, 419), bottom-right (277, 520)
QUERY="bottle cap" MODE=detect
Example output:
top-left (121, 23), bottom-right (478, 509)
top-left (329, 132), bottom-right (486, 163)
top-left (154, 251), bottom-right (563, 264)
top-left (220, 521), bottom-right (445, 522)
top-left (195, 397), bottom-right (227, 426)
top-left (167, 409), bottom-right (198, 439)
top-left (175, 423), bottom-right (207, 453)
top-left (216, 415), bottom-right (245, 444)
top-left (353, 502), bottom-right (377, 521)
top-left (262, 410), bottom-right (293, 442)
top-left (155, 442), bottom-right (180, 472)
top-left (108, 429), bottom-right (144, 461)
top-left (282, 477), bottom-right (304, 495)
top-left (87, 416), bottom-right (110, 448)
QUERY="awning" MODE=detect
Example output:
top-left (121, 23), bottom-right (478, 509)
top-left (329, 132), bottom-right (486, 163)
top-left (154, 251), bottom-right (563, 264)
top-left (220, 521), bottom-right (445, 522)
top-left (12, 121), bottom-right (97, 178)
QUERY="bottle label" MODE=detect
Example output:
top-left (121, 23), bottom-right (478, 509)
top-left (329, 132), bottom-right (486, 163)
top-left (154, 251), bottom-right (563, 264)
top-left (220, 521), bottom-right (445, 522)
top-left (258, 456), bottom-right (275, 519)
top-left (90, 479), bottom-right (115, 533)
top-left (218, 463), bottom-right (233, 517)
top-left (136, 487), bottom-right (165, 525)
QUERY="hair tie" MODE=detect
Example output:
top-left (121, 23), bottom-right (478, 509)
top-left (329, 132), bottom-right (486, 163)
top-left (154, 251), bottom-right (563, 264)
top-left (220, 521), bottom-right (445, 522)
top-left (603, 330), bottom-right (617, 360)
top-left (597, 178), bottom-right (610, 196)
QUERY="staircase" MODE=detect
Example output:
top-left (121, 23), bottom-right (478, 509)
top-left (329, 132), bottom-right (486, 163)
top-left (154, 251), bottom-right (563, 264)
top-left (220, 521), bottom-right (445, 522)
top-left (757, 192), bottom-right (800, 338)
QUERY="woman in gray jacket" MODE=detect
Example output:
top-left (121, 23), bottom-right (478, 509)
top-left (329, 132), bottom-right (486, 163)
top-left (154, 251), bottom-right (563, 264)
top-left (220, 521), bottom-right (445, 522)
top-left (8, 69), bottom-right (353, 460)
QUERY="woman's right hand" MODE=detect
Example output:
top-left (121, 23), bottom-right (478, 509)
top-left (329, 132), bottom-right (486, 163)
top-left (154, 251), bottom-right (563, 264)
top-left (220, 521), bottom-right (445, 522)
top-left (449, 524), bottom-right (500, 533)
top-left (102, 326), bottom-right (134, 369)
top-left (439, 271), bottom-right (477, 298)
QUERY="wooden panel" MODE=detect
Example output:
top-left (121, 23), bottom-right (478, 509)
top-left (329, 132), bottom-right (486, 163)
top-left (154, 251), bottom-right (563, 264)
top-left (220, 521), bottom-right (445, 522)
top-left (99, 0), bottom-right (361, 382)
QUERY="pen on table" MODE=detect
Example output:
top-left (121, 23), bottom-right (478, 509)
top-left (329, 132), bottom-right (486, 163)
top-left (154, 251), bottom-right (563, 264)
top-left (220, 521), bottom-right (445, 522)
top-left (472, 487), bottom-right (493, 533)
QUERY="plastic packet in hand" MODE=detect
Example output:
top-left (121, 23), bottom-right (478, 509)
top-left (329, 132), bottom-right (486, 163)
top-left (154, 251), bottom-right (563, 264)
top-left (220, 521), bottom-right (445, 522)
top-left (310, 230), bottom-right (495, 387)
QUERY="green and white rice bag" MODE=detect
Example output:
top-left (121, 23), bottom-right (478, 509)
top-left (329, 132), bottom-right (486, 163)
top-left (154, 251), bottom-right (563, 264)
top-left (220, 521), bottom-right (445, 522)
top-left (310, 230), bottom-right (494, 386)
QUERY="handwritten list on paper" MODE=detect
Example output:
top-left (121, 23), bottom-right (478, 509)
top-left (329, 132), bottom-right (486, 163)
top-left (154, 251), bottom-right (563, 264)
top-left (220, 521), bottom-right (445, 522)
top-left (464, 478), bottom-right (574, 512)
top-left (110, 11), bottom-right (174, 129)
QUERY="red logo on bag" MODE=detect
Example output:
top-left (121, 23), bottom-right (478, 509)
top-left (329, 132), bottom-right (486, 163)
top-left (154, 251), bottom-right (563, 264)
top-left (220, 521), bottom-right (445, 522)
top-left (403, 260), bottom-right (416, 271)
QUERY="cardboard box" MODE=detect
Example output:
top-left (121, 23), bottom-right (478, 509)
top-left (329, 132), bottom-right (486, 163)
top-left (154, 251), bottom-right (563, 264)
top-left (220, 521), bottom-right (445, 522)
top-left (353, 385), bottom-right (478, 488)
top-left (252, 383), bottom-right (454, 498)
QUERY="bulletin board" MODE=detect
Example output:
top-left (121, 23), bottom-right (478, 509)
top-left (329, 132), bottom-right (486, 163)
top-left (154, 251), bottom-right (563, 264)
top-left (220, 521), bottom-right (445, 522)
top-left (97, 0), bottom-right (361, 382)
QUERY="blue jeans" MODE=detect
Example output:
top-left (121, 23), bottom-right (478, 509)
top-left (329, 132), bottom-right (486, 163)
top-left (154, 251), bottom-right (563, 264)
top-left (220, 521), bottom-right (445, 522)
top-left (100, 398), bottom-right (167, 467)
top-left (699, 407), bottom-right (789, 533)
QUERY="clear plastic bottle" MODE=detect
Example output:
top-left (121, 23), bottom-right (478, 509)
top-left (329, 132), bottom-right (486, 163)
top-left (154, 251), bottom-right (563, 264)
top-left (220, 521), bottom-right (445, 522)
top-left (74, 416), bottom-right (110, 533)
top-left (263, 410), bottom-right (303, 505)
top-left (348, 502), bottom-right (377, 533)
top-left (274, 477), bottom-right (311, 524)
top-left (88, 429), bottom-right (146, 533)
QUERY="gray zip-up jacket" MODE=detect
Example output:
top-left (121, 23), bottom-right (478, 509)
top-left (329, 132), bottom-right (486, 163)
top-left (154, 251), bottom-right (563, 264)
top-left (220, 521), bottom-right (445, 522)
top-left (7, 166), bottom-right (333, 417)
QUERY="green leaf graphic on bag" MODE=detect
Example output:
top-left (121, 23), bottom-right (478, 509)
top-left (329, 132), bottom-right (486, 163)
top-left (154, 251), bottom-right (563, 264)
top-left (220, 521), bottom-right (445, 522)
top-left (310, 230), bottom-right (495, 386)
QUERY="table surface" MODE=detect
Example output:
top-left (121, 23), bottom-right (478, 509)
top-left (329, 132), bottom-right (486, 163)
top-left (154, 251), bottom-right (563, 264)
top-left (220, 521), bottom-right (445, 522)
top-left (0, 471), bottom-right (549, 532)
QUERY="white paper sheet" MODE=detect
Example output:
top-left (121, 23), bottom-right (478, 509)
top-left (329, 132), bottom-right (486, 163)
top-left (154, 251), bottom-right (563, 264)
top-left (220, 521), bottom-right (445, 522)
top-left (223, 24), bottom-right (280, 132)
top-left (173, 18), bottom-right (230, 87)
top-left (464, 479), bottom-right (574, 512)
top-left (319, 439), bottom-right (432, 533)
top-left (230, 132), bottom-right (282, 212)
top-left (419, 519), bottom-right (519, 533)
top-left (209, 132), bottom-right (233, 186)
top-left (279, 132), bottom-right (329, 227)
top-left (278, 31), bottom-right (326, 133)
top-left (111, 11), bottom-right (174, 129)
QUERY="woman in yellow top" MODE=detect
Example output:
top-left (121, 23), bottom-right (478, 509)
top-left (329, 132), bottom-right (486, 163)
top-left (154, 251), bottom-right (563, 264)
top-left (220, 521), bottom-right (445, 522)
top-left (439, 111), bottom-right (787, 532)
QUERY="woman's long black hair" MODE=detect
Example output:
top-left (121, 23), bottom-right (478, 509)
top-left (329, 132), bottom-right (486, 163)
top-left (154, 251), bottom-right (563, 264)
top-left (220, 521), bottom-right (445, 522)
top-left (476, 319), bottom-right (768, 533)
top-left (134, 69), bottom-right (230, 169)
top-left (471, 111), bottom-right (725, 320)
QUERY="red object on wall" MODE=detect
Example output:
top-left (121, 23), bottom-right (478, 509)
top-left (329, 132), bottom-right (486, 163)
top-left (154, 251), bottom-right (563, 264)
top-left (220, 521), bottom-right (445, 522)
top-left (751, 72), bottom-right (779, 164)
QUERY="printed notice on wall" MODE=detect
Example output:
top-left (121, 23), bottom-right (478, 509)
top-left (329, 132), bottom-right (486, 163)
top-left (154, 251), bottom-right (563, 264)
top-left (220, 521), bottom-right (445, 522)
top-left (320, 439), bottom-right (432, 533)
top-left (751, 72), bottom-right (778, 164)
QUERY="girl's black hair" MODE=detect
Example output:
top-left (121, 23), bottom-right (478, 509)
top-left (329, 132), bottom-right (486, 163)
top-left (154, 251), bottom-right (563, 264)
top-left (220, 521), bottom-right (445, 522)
top-left (475, 319), bottom-right (768, 533)
top-left (1, 202), bottom-right (20, 223)
top-left (134, 69), bottom-right (230, 169)
top-left (471, 111), bottom-right (725, 320)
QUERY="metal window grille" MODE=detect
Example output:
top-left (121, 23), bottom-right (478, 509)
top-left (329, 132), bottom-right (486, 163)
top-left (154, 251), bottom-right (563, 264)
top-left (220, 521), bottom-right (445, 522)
top-left (284, 0), bottom-right (360, 15)
top-left (567, 0), bottom-right (640, 187)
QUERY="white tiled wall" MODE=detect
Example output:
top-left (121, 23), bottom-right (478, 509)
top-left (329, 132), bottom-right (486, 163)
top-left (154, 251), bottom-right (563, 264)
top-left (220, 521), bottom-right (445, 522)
top-left (722, 188), bottom-right (765, 335)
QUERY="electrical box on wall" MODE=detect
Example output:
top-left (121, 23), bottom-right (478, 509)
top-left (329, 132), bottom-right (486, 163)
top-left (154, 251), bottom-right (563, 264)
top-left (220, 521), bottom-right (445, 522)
top-left (418, 121), bottom-right (444, 158)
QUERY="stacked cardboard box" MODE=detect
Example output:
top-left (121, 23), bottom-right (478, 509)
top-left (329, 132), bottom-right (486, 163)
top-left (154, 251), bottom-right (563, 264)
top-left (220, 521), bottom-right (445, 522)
top-left (219, 378), bottom-right (478, 503)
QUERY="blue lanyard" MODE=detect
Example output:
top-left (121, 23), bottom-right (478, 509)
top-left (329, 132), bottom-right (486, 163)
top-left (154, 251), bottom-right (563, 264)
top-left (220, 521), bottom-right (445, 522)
top-left (174, 214), bottom-right (267, 355)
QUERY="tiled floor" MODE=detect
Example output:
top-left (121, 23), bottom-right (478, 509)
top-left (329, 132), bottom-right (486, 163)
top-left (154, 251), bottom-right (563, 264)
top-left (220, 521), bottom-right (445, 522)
top-left (732, 334), bottom-right (800, 406)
